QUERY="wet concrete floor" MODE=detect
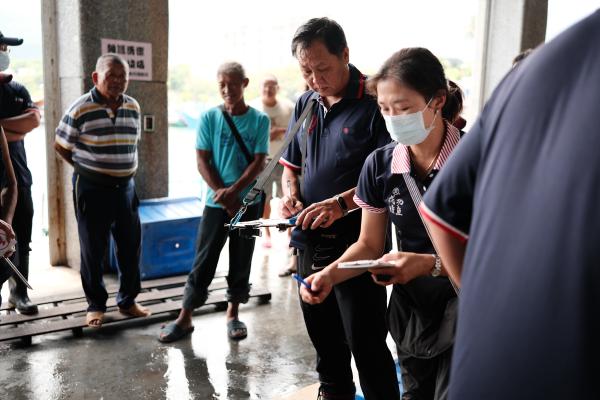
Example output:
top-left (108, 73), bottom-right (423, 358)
top-left (0, 231), bottom-right (324, 399)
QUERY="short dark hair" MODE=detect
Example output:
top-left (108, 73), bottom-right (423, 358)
top-left (366, 47), bottom-right (464, 123)
top-left (291, 17), bottom-right (347, 58)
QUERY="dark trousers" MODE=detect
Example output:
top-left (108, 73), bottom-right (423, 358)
top-left (73, 173), bottom-right (141, 312)
top-left (0, 259), bottom-right (12, 306)
top-left (0, 186), bottom-right (34, 297)
top-left (182, 204), bottom-right (260, 310)
top-left (298, 248), bottom-right (400, 400)
top-left (400, 349), bottom-right (451, 400)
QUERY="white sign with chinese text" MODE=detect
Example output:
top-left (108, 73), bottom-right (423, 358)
top-left (100, 38), bottom-right (152, 81)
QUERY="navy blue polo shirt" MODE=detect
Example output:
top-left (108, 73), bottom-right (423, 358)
top-left (355, 122), bottom-right (460, 356)
top-left (422, 10), bottom-right (600, 400)
top-left (355, 121), bottom-right (461, 254)
top-left (280, 64), bottom-right (391, 248)
top-left (0, 80), bottom-right (37, 188)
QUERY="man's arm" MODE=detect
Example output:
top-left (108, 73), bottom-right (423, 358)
top-left (280, 165), bottom-right (303, 217)
top-left (213, 154), bottom-right (266, 215)
top-left (296, 187), bottom-right (356, 230)
top-left (54, 142), bottom-right (74, 166)
top-left (213, 153), bottom-right (267, 211)
top-left (0, 109), bottom-right (41, 142)
top-left (196, 149), bottom-right (225, 191)
top-left (197, 149), bottom-right (240, 214)
top-left (228, 153), bottom-right (266, 195)
top-left (279, 162), bottom-right (356, 228)
top-left (0, 127), bottom-right (17, 224)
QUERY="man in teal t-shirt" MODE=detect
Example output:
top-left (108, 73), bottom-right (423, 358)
top-left (159, 62), bottom-right (269, 343)
top-left (196, 105), bottom-right (269, 208)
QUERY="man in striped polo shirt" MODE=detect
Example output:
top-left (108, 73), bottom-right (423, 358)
top-left (54, 53), bottom-right (150, 328)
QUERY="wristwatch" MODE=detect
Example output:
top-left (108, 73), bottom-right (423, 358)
top-left (430, 254), bottom-right (442, 277)
top-left (334, 194), bottom-right (349, 216)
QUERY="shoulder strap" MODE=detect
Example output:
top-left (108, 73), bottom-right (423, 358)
top-left (241, 92), bottom-right (319, 205)
top-left (299, 107), bottom-right (312, 196)
top-left (402, 172), bottom-right (460, 295)
top-left (221, 106), bottom-right (253, 165)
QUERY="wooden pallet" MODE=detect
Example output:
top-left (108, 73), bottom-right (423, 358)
top-left (0, 274), bottom-right (271, 344)
top-left (0, 274), bottom-right (190, 311)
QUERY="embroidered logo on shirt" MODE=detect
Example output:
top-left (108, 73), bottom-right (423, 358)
top-left (387, 187), bottom-right (404, 216)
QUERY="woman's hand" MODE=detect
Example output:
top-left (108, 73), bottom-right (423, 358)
top-left (295, 197), bottom-right (343, 230)
top-left (299, 271), bottom-right (334, 304)
top-left (369, 252), bottom-right (434, 286)
top-left (280, 195), bottom-right (304, 218)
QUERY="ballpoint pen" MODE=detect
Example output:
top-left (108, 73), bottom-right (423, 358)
top-left (292, 273), bottom-right (313, 292)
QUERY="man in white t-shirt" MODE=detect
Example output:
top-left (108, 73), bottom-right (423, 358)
top-left (250, 75), bottom-right (294, 249)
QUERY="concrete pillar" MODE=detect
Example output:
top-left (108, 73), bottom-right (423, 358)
top-left (42, 0), bottom-right (169, 267)
top-left (474, 0), bottom-right (548, 108)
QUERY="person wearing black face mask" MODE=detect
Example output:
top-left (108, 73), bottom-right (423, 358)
top-left (0, 30), bottom-right (41, 315)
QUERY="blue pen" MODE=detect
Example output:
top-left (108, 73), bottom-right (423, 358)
top-left (292, 273), bottom-right (313, 291)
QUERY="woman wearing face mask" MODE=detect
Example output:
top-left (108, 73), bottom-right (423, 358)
top-left (300, 47), bottom-right (464, 400)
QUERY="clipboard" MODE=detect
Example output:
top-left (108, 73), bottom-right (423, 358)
top-left (337, 260), bottom-right (395, 270)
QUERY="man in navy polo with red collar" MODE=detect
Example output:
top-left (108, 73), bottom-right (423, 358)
top-left (279, 17), bottom-right (397, 400)
top-left (421, 10), bottom-right (600, 400)
top-left (0, 30), bottom-right (41, 315)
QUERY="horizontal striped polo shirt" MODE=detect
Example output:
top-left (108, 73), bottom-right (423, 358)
top-left (55, 87), bottom-right (141, 177)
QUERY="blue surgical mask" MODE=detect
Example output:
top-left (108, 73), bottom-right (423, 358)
top-left (383, 98), bottom-right (437, 146)
top-left (0, 51), bottom-right (9, 72)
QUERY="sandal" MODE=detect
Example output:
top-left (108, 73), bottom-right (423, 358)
top-left (119, 303), bottom-right (152, 317)
top-left (227, 319), bottom-right (247, 340)
top-left (158, 322), bottom-right (195, 343)
top-left (86, 311), bottom-right (104, 328)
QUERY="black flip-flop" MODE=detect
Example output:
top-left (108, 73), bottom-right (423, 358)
top-left (227, 319), bottom-right (247, 340)
top-left (158, 322), bottom-right (195, 343)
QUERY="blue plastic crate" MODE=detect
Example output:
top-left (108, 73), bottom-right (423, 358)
top-left (109, 196), bottom-right (203, 280)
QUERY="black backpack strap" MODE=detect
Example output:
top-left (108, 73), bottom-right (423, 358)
top-left (221, 105), bottom-right (253, 165)
top-left (242, 92), bottom-right (319, 205)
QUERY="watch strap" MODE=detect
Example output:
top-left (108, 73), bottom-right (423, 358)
top-left (335, 194), bottom-right (349, 216)
top-left (431, 254), bottom-right (442, 277)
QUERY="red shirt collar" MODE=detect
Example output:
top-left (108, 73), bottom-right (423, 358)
top-left (391, 121), bottom-right (461, 174)
top-left (314, 64), bottom-right (366, 107)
